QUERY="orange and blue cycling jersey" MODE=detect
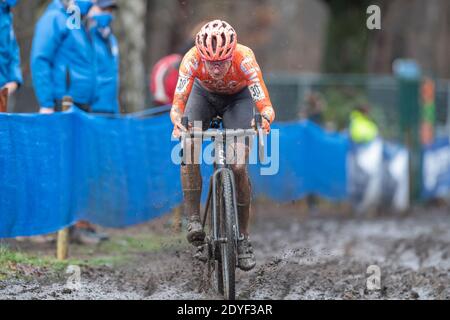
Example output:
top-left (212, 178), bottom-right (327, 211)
top-left (172, 44), bottom-right (275, 121)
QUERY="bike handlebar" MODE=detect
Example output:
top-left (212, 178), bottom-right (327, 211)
top-left (181, 128), bottom-right (257, 139)
top-left (179, 113), bottom-right (267, 164)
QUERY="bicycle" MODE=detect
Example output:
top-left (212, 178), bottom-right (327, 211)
top-left (180, 113), bottom-right (265, 300)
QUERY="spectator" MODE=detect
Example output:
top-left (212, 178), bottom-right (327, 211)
top-left (31, 0), bottom-right (108, 244)
top-left (0, 0), bottom-right (23, 108)
top-left (348, 104), bottom-right (381, 216)
top-left (150, 54), bottom-right (182, 106)
top-left (149, 21), bottom-right (206, 106)
top-left (301, 92), bottom-right (326, 214)
top-left (349, 104), bottom-right (379, 144)
top-left (31, 0), bottom-right (97, 113)
top-left (303, 92), bottom-right (325, 126)
top-left (89, 0), bottom-right (120, 114)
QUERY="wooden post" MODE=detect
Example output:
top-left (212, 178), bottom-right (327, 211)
top-left (56, 96), bottom-right (73, 260)
top-left (61, 96), bottom-right (73, 111)
top-left (57, 228), bottom-right (69, 261)
top-left (0, 88), bottom-right (8, 113)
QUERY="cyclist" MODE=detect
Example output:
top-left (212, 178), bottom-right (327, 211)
top-left (170, 20), bottom-right (275, 271)
top-left (32, 0), bottom-right (97, 114)
top-left (31, 0), bottom-right (109, 244)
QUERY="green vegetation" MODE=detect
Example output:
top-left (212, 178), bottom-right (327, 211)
top-left (94, 233), bottom-right (187, 256)
top-left (321, 87), bottom-right (369, 130)
top-left (319, 87), bottom-right (396, 139)
top-left (0, 232), bottom-right (187, 281)
top-left (323, 0), bottom-right (372, 73)
top-left (0, 245), bottom-right (79, 280)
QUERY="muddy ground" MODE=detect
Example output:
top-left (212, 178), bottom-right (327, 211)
top-left (1, 202), bottom-right (450, 300)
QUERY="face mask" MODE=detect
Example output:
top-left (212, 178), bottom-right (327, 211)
top-left (91, 13), bottom-right (114, 29)
top-left (74, 0), bottom-right (93, 16)
top-left (2, 0), bottom-right (18, 8)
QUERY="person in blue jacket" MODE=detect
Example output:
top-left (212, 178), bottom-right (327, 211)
top-left (0, 0), bottom-right (23, 97)
top-left (88, 0), bottom-right (120, 114)
top-left (31, 0), bottom-right (109, 245)
top-left (31, 0), bottom-right (97, 114)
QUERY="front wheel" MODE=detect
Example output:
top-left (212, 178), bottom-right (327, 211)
top-left (219, 170), bottom-right (237, 300)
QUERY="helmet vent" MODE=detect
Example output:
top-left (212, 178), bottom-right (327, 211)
top-left (212, 36), bottom-right (217, 52)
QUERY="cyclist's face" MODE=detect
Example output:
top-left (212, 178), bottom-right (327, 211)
top-left (204, 59), bottom-right (232, 80)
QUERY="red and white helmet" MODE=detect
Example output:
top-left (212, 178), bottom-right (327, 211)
top-left (195, 20), bottom-right (237, 61)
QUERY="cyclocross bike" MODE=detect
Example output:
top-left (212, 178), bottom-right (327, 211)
top-left (180, 113), bottom-right (265, 300)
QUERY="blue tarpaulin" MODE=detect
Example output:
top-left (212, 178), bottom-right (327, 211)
top-left (0, 108), bottom-right (348, 238)
top-left (422, 136), bottom-right (450, 199)
top-left (249, 121), bottom-right (348, 201)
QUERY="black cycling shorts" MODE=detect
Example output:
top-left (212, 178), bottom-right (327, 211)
top-left (183, 80), bottom-right (254, 131)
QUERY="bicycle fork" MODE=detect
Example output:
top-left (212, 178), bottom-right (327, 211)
top-left (204, 138), bottom-right (244, 261)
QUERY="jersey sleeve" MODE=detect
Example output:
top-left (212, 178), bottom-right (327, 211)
top-left (239, 48), bottom-right (275, 121)
top-left (171, 48), bottom-right (199, 114)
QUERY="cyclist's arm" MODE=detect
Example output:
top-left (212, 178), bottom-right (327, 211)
top-left (240, 49), bottom-right (275, 123)
top-left (171, 49), bottom-right (198, 124)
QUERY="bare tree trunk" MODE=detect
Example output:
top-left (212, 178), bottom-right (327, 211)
top-left (116, 0), bottom-right (146, 112)
top-left (146, 0), bottom-right (178, 67)
top-left (144, 0), bottom-right (178, 106)
top-left (368, 0), bottom-right (450, 78)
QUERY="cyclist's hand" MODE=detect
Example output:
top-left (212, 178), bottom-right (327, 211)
top-left (170, 107), bottom-right (186, 139)
top-left (40, 107), bottom-right (54, 114)
top-left (251, 116), bottom-right (271, 134)
top-left (261, 117), bottom-right (271, 133)
top-left (261, 108), bottom-right (275, 134)
top-left (172, 123), bottom-right (186, 139)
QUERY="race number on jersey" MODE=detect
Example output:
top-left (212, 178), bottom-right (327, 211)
top-left (176, 76), bottom-right (189, 94)
top-left (248, 83), bottom-right (266, 102)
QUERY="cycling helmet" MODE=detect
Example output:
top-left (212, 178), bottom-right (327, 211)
top-left (195, 20), bottom-right (237, 61)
